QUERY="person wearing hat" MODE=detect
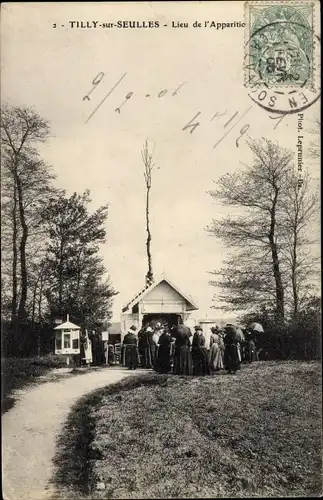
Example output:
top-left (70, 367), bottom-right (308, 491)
top-left (122, 325), bottom-right (140, 370)
top-left (208, 326), bottom-right (224, 373)
top-left (223, 324), bottom-right (240, 375)
top-left (155, 324), bottom-right (172, 374)
top-left (191, 326), bottom-right (210, 376)
top-left (138, 323), bottom-right (153, 368)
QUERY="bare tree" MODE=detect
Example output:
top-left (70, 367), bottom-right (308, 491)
top-left (280, 169), bottom-right (319, 317)
top-left (142, 140), bottom-right (155, 287)
top-left (208, 138), bottom-right (319, 323)
top-left (208, 139), bottom-right (294, 324)
top-left (308, 115), bottom-right (320, 160)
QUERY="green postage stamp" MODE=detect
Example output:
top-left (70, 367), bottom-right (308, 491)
top-left (245, 2), bottom-right (315, 89)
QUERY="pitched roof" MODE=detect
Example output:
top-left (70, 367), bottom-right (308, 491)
top-left (122, 275), bottom-right (198, 312)
top-left (54, 320), bottom-right (81, 330)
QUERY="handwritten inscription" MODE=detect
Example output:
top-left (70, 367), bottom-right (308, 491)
top-left (182, 107), bottom-right (252, 149)
top-left (83, 72), bottom-right (186, 124)
top-left (83, 72), bottom-right (288, 149)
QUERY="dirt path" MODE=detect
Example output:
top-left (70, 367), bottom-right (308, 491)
top-left (2, 367), bottom-right (144, 500)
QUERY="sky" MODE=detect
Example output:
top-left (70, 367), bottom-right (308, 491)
top-left (1, 2), bottom-right (320, 322)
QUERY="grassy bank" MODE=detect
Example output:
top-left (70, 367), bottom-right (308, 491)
top-left (53, 361), bottom-right (322, 498)
top-left (1, 356), bottom-right (67, 413)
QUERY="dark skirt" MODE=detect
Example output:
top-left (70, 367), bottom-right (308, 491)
top-left (224, 344), bottom-right (240, 373)
top-left (173, 345), bottom-right (193, 375)
top-left (246, 340), bottom-right (258, 363)
top-left (155, 345), bottom-right (171, 373)
top-left (138, 339), bottom-right (146, 357)
top-left (123, 344), bottom-right (140, 369)
top-left (141, 346), bottom-right (153, 368)
top-left (192, 347), bottom-right (210, 376)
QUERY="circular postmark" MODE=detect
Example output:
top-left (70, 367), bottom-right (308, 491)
top-left (244, 17), bottom-right (321, 114)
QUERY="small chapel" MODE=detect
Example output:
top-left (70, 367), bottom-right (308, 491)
top-left (120, 275), bottom-right (198, 339)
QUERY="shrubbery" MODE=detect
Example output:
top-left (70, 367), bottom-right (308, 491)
top-left (1, 320), bottom-right (55, 358)
top-left (241, 297), bottom-right (321, 361)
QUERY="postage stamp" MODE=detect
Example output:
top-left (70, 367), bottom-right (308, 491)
top-left (245, 2), bottom-right (314, 88)
top-left (244, 1), bottom-right (320, 114)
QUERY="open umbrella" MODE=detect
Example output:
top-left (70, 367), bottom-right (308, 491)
top-left (248, 322), bottom-right (264, 333)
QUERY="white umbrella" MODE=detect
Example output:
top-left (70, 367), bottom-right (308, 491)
top-left (248, 322), bottom-right (264, 333)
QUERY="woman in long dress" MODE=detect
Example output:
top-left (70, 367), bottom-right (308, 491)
top-left (147, 324), bottom-right (159, 368)
top-left (235, 327), bottom-right (245, 369)
top-left (155, 326), bottom-right (172, 373)
top-left (223, 325), bottom-right (240, 375)
top-left (140, 325), bottom-right (153, 368)
top-left (172, 322), bottom-right (193, 375)
top-left (122, 325), bottom-right (140, 370)
top-left (83, 331), bottom-right (93, 367)
top-left (137, 328), bottom-right (146, 367)
top-left (208, 327), bottom-right (224, 372)
top-left (191, 326), bottom-right (210, 376)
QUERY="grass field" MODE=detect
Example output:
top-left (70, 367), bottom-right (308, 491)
top-left (53, 361), bottom-right (322, 499)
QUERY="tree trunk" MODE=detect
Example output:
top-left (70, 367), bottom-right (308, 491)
top-left (291, 192), bottom-right (300, 318)
top-left (269, 239), bottom-right (285, 322)
top-left (291, 232), bottom-right (298, 317)
top-left (16, 174), bottom-right (28, 322)
top-left (38, 274), bottom-right (43, 323)
top-left (59, 238), bottom-right (64, 316)
top-left (31, 283), bottom-right (37, 329)
top-left (269, 188), bottom-right (284, 324)
top-left (145, 186), bottom-right (153, 285)
top-left (11, 175), bottom-right (18, 326)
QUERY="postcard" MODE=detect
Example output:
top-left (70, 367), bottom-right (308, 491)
top-left (1, 2), bottom-right (321, 499)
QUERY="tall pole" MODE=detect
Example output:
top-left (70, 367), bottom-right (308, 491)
top-left (142, 140), bottom-right (155, 287)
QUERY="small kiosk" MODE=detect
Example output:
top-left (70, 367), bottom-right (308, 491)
top-left (54, 314), bottom-right (81, 365)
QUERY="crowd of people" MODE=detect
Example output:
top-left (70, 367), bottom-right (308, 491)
top-left (122, 319), bottom-right (259, 376)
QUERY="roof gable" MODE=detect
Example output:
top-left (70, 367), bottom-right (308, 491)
top-left (144, 281), bottom-right (185, 302)
top-left (122, 276), bottom-right (198, 312)
top-left (54, 320), bottom-right (80, 330)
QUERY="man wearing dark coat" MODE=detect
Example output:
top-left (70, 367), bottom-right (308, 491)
top-left (172, 319), bottom-right (193, 375)
top-left (223, 325), bottom-right (241, 374)
top-left (122, 325), bottom-right (140, 370)
top-left (138, 324), bottom-right (153, 368)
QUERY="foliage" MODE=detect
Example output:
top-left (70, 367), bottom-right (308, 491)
top-left (239, 295), bottom-right (321, 361)
top-left (42, 191), bottom-right (118, 330)
top-left (53, 363), bottom-right (321, 498)
top-left (1, 104), bottom-right (117, 355)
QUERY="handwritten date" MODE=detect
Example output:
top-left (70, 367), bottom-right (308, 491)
top-left (83, 72), bottom-right (286, 149)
